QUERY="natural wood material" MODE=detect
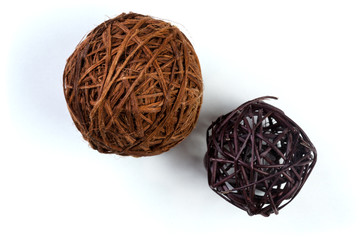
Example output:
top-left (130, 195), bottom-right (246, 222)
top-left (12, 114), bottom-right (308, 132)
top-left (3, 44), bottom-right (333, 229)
top-left (63, 13), bottom-right (203, 157)
top-left (204, 97), bottom-right (317, 216)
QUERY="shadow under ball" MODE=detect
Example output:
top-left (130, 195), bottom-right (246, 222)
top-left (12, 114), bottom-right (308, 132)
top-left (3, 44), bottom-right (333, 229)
top-left (63, 13), bottom-right (203, 157)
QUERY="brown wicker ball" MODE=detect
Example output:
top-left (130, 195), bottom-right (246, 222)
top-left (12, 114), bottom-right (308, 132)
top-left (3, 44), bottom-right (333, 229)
top-left (204, 97), bottom-right (317, 216)
top-left (63, 13), bottom-right (203, 157)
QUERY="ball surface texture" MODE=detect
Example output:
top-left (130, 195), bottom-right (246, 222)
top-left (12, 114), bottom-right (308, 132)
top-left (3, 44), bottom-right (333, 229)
top-left (63, 13), bottom-right (203, 157)
top-left (204, 97), bottom-right (317, 216)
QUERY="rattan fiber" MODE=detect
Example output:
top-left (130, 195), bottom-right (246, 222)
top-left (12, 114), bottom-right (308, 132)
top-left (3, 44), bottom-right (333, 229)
top-left (204, 97), bottom-right (317, 216)
top-left (63, 13), bottom-right (203, 157)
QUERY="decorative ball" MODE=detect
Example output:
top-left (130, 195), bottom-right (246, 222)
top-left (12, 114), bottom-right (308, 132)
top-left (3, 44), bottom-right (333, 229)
top-left (63, 13), bottom-right (203, 157)
top-left (204, 97), bottom-right (317, 216)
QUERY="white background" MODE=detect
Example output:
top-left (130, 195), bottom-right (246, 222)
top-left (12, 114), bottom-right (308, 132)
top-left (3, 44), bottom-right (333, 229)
top-left (1, 0), bottom-right (359, 239)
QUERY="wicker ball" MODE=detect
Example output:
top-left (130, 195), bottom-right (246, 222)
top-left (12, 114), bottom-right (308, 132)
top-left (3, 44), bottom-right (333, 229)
top-left (204, 97), bottom-right (317, 216)
top-left (63, 13), bottom-right (203, 157)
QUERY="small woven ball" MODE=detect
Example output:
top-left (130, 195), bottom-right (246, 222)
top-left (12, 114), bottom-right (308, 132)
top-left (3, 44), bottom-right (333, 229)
top-left (63, 13), bottom-right (203, 157)
top-left (204, 97), bottom-right (317, 216)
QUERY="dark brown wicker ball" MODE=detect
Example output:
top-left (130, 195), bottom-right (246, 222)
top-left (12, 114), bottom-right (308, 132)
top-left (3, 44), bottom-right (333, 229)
top-left (204, 97), bottom-right (317, 216)
top-left (63, 13), bottom-right (203, 157)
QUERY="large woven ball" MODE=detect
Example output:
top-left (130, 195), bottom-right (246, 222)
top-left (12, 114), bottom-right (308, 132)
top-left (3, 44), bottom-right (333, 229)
top-left (63, 13), bottom-right (203, 157)
top-left (204, 97), bottom-right (317, 216)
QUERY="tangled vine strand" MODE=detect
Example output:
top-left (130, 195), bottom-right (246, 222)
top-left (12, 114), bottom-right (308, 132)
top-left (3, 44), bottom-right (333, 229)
top-left (64, 13), bottom-right (203, 157)
top-left (204, 97), bottom-right (317, 216)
